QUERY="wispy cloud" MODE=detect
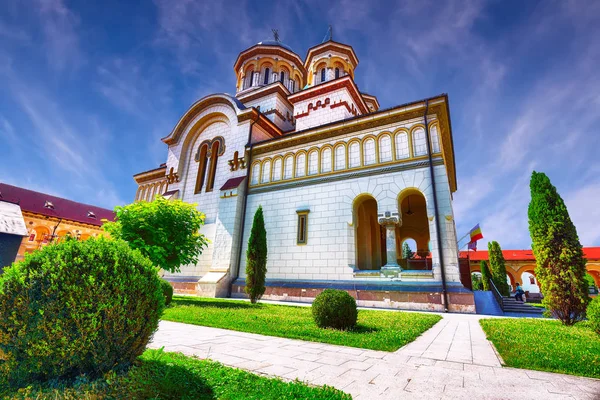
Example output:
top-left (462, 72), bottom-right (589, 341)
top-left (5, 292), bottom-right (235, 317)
top-left (35, 0), bottom-right (83, 71)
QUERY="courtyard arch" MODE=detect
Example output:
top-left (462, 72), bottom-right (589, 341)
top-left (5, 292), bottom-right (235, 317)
top-left (353, 194), bottom-right (386, 270)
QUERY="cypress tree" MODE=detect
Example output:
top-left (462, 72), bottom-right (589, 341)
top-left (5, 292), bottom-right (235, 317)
top-left (402, 242), bottom-right (414, 259)
top-left (528, 171), bottom-right (589, 325)
top-left (245, 206), bottom-right (268, 304)
top-left (488, 241), bottom-right (510, 296)
top-left (480, 260), bottom-right (492, 291)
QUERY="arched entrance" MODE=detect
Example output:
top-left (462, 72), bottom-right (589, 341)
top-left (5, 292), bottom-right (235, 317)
top-left (354, 195), bottom-right (386, 270)
top-left (397, 189), bottom-right (430, 270)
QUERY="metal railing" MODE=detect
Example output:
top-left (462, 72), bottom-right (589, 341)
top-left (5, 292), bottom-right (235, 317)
top-left (489, 279), bottom-right (505, 312)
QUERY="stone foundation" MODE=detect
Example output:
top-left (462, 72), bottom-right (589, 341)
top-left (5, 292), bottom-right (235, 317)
top-left (231, 279), bottom-right (475, 313)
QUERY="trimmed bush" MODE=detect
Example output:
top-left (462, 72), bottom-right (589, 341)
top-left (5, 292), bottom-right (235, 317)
top-left (588, 297), bottom-right (600, 334)
top-left (0, 237), bottom-right (165, 387)
top-left (246, 206), bottom-right (267, 304)
top-left (161, 279), bottom-right (174, 306)
top-left (312, 289), bottom-right (357, 330)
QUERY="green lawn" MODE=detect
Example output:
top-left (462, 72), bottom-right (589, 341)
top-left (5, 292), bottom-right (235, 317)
top-left (162, 296), bottom-right (441, 352)
top-left (480, 318), bottom-right (600, 378)
top-left (528, 303), bottom-right (545, 308)
top-left (1, 349), bottom-right (349, 400)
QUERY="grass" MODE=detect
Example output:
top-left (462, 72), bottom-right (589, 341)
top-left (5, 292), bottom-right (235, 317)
top-left (162, 296), bottom-right (442, 352)
top-left (528, 303), bottom-right (545, 308)
top-left (480, 318), bottom-right (600, 378)
top-left (1, 349), bottom-right (350, 400)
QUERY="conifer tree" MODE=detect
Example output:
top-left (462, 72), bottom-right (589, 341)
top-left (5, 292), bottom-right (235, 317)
top-left (246, 206), bottom-right (268, 304)
top-left (488, 241), bottom-right (510, 296)
top-left (480, 260), bottom-right (492, 291)
top-left (402, 242), bottom-right (414, 259)
top-left (528, 171), bottom-right (589, 325)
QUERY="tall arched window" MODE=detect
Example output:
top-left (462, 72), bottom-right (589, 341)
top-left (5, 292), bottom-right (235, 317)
top-left (272, 158), bottom-right (282, 181)
top-left (263, 67), bottom-right (270, 85)
top-left (194, 143), bottom-right (209, 194)
top-left (290, 80), bottom-right (295, 92)
top-left (295, 153), bottom-right (306, 177)
top-left (363, 138), bottom-right (376, 165)
top-left (334, 144), bottom-right (346, 171)
top-left (280, 71), bottom-right (285, 83)
top-left (261, 160), bottom-right (271, 183)
top-left (412, 128), bottom-right (427, 156)
top-left (430, 125), bottom-right (441, 153)
top-left (251, 162), bottom-right (260, 185)
top-left (335, 68), bottom-right (340, 79)
top-left (349, 141), bottom-right (360, 168)
top-left (308, 150), bottom-right (318, 175)
top-left (321, 148), bottom-right (332, 173)
top-left (206, 141), bottom-right (220, 192)
top-left (283, 155), bottom-right (293, 179)
top-left (395, 132), bottom-right (409, 159)
top-left (379, 134), bottom-right (392, 162)
top-left (320, 68), bottom-right (326, 83)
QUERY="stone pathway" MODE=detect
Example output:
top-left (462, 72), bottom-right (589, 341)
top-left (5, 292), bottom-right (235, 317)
top-left (150, 313), bottom-right (600, 399)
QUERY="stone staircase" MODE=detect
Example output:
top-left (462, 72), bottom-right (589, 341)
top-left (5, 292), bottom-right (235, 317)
top-left (500, 297), bottom-right (544, 314)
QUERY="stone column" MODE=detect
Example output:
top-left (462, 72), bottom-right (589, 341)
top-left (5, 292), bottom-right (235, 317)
top-left (378, 211), bottom-right (401, 277)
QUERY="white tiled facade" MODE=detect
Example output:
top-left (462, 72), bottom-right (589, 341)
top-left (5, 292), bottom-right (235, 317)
top-left (133, 38), bottom-right (466, 303)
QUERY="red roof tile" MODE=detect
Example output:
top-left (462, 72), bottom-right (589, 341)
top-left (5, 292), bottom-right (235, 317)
top-left (0, 183), bottom-right (114, 227)
top-left (459, 248), bottom-right (600, 261)
top-left (220, 176), bottom-right (246, 191)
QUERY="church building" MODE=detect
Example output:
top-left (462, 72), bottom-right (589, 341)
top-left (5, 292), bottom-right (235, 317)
top-left (133, 34), bottom-right (475, 312)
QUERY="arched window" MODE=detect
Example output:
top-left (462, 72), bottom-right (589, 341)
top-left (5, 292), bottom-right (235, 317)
top-left (194, 143), bottom-right (209, 194)
top-left (280, 71), bottom-right (285, 83)
top-left (283, 155), bottom-right (293, 179)
top-left (289, 80), bottom-right (295, 92)
top-left (320, 68), bottom-right (326, 83)
top-left (308, 150), bottom-right (318, 175)
top-left (295, 153), bottom-right (306, 177)
top-left (334, 144), bottom-right (346, 171)
top-left (251, 162), bottom-right (260, 185)
top-left (321, 148), bottom-right (332, 173)
top-left (430, 125), bottom-right (441, 153)
top-left (272, 158), bottom-right (282, 181)
top-left (261, 160), bottom-right (271, 183)
top-left (335, 67), bottom-right (340, 79)
top-left (379, 134), bottom-right (392, 162)
top-left (349, 141), bottom-right (360, 168)
top-left (395, 131), bottom-right (409, 159)
top-left (363, 138), bottom-right (376, 165)
top-left (206, 141), bottom-right (220, 191)
top-left (263, 67), bottom-right (270, 85)
top-left (412, 128), bottom-right (427, 156)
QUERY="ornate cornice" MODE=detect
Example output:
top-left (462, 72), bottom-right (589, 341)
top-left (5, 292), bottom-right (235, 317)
top-left (305, 40), bottom-right (359, 68)
top-left (234, 45), bottom-right (306, 76)
top-left (133, 166), bottom-right (167, 183)
top-left (287, 76), bottom-right (368, 114)
top-left (236, 82), bottom-right (293, 109)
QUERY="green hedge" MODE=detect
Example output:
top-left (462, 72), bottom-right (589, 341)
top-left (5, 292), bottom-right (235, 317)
top-left (0, 237), bottom-right (165, 387)
top-left (312, 289), bottom-right (357, 330)
top-left (161, 279), bottom-right (174, 305)
top-left (588, 297), bottom-right (600, 334)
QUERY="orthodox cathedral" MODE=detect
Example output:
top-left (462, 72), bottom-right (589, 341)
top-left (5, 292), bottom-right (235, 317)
top-left (133, 34), bottom-right (474, 312)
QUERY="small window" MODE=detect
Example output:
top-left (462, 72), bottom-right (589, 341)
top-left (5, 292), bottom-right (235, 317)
top-left (335, 67), bottom-right (340, 79)
top-left (290, 80), bottom-right (295, 92)
top-left (320, 68), bottom-right (326, 83)
top-left (297, 210), bottom-right (309, 245)
top-left (44, 200), bottom-right (55, 209)
top-left (28, 233), bottom-right (35, 242)
top-left (280, 71), bottom-right (284, 83)
top-left (87, 211), bottom-right (96, 219)
top-left (529, 276), bottom-right (535, 285)
top-left (264, 68), bottom-right (270, 85)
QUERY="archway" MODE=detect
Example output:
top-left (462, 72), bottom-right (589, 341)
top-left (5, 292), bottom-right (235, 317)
top-left (354, 195), bottom-right (386, 270)
top-left (397, 189), bottom-right (430, 270)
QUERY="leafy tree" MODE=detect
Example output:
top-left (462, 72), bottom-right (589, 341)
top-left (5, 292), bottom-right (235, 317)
top-left (246, 206), bottom-right (267, 304)
top-left (402, 242), bottom-right (414, 259)
top-left (471, 273), bottom-right (483, 291)
top-left (528, 171), bottom-right (590, 325)
top-left (488, 241), bottom-right (510, 296)
top-left (480, 260), bottom-right (492, 291)
top-left (103, 196), bottom-right (208, 273)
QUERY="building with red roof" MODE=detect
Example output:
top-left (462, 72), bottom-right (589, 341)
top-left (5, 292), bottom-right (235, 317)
top-left (0, 183), bottom-right (114, 263)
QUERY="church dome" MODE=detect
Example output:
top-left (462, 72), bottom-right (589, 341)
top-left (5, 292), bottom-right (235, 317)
top-left (256, 40), bottom-right (294, 53)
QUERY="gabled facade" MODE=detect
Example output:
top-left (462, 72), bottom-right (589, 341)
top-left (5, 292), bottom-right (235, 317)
top-left (132, 35), bottom-right (472, 312)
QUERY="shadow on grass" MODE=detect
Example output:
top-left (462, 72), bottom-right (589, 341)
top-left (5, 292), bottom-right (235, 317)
top-left (350, 324), bottom-right (380, 334)
top-left (172, 298), bottom-right (262, 310)
top-left (125, 358), bottom-right (215, 400)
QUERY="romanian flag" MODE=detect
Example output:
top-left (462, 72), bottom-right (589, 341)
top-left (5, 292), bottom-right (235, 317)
top-left (469, 224), bottom-right (483, 243)
top-left (468, 240), bottom-right (477, 250)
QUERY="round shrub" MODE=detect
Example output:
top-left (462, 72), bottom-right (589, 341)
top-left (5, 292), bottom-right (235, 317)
top-left (0, 237), bottom-right (165, 387)
top-left (311, 289), bottom-right (358, 330)
top-left (588, 296), bottom-right (600, 334)
top-left (161, 279), bottom-right (174, 305)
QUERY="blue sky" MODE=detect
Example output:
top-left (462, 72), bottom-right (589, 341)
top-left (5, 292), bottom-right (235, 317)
top-left (1, 0), bottom-right (599, 249)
